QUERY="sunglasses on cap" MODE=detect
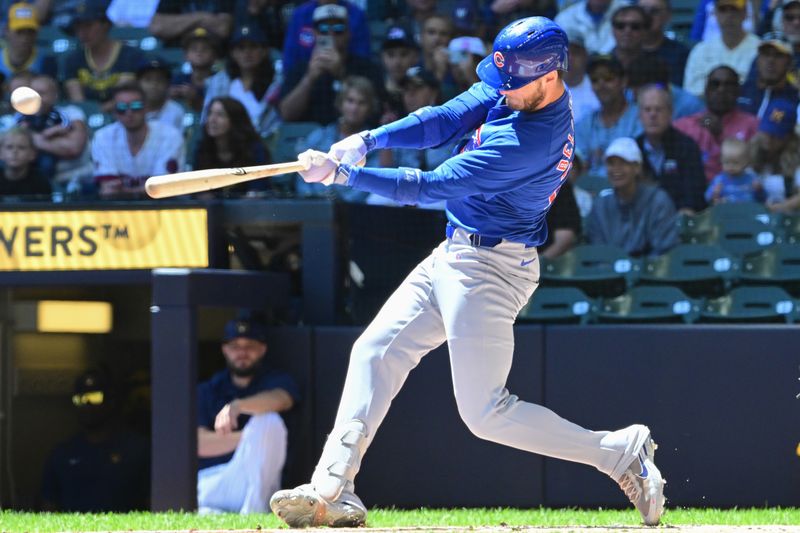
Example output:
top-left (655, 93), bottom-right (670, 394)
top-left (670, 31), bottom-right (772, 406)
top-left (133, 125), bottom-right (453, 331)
top-left (115, 100), bottom-right (144, 114)
top-left (316, 22), bottom-right (347, 35)
top-left (72, 391), bottom-right (104, 406)
top-left (612, 21), bottom-right (644, 30)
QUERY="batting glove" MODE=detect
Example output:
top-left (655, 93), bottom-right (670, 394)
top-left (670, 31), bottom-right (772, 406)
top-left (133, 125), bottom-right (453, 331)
top-left (328, 132), bottom-right (371, 167)
top-left (298, 149), bottom-right (349, 186)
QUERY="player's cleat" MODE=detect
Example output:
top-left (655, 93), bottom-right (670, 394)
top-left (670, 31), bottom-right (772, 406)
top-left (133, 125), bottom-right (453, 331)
top-left (618, 434), bottom-right (666, 526)
top-left (270, 483), bottom-right (367, 528)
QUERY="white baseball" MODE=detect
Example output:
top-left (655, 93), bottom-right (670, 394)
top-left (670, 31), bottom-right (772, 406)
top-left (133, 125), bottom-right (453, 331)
top-left (10, 86), bottom-right (42, 115)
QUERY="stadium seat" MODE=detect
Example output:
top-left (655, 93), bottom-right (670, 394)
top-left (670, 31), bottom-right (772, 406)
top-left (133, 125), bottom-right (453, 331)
top-left (269, 121), bottom-right (321, 163)
top-left (109, 26), bottom-right (156, 49)
top-left (774, 213), bottom-right (800, 244)
top-left (37, 25), bottom-right (74, 55)
top-left (679, 202), bottom-right (770, 243)
top-left (540, 244), bottom-right (635, 298)
top-left (695, 219), bottom-right (778, 257)
top-left (699, 286), bottom-right (796, 324)
top-left (517, 287), bottom-right (594, 324)
top-left (638, 243), bottom-right (737, 298)
top-left (594, 285), bottom-right (697, 324)
top-left (668, 0), bottom-right (699, 42)
top-left (73, 100), bottom-right (112, 135)
top-left (739, 244), bottom-right (800, 296)
top-left (575, 173), bottom-right (611, 196)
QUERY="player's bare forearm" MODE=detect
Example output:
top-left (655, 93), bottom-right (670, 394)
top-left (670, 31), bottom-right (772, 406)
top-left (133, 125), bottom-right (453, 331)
top-left (197, 427), bottom-right (241, 457)
top-left (235, 389), bottom-right (294, 415)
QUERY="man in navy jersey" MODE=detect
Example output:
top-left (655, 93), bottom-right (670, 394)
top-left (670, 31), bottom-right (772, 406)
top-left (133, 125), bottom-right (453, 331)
top-left (271, 17), bottom-right (665, 529)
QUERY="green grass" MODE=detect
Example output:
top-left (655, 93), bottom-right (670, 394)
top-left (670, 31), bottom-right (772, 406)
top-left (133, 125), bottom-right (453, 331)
top-left (1, 507), bottom-right (799, 531)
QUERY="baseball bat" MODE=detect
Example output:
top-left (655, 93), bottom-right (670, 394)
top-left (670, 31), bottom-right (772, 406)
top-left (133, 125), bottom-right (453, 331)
top-left (145, 161), bottom-right (308, 199)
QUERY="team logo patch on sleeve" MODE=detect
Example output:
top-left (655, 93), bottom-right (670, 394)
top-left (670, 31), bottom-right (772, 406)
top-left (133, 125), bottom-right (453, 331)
top-left (493, 51), bottom-right (505, 68)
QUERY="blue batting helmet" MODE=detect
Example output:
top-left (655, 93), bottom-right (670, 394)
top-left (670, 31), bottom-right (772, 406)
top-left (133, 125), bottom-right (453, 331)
top-left (476, 17), bottom-right (569, 91)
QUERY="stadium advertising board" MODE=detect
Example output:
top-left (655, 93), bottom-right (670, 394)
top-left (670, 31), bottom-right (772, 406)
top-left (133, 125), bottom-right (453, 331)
top-left (0, 208), bottom-right (208, 270)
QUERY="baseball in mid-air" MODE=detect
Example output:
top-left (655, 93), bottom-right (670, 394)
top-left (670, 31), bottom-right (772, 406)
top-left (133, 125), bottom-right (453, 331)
top-left (10, 86), bottom-right (42, 115)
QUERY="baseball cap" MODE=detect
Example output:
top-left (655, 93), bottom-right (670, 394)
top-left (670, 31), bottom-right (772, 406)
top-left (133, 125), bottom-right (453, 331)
top-left (401, 66), bottom-right (440, 90)
top-left (72, 369), bottom-right (113, 407)
top-left (8, 3), bottom-right (38, 31)
top-left (312, 4), bottom-right (347, 23)
top-left (759, 98), bottom-right (798, 138)
top-left (587, 54), bottom-right (625, 77)
top-left (604, 137), bottom-right (642, 163)
top-left (223, 317), bottom-right (268, 343)
top-left (230, 24), bottom-right (268, 47)
top-left (448, 36), bottom-right (486, 57)
top-left (715, 0), bottom-right (746, 9)
top-left (759, 31), bottom-right (793, 56)
top-left (382, 25), bottom-right (417, 50)
top-left (136, 56), bottom-right (171, 77)
top-left (181, 27), bottom-right (221, 51)
top-left (71, 0), bottom-right (111, 25)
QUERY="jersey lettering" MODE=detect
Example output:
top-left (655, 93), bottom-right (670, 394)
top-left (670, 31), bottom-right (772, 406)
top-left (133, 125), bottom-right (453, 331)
top-left (548, 135), bottom-right (575, 205)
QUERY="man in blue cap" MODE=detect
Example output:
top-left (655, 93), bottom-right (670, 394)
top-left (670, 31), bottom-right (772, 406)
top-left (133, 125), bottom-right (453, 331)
top-left (272, 16), bottom-right (666, 528)
top-left (197, 315), bottom-right (300, 514)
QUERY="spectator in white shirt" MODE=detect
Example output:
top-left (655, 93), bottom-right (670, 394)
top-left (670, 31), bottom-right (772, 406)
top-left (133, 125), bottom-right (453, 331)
top-left (555, 0), bottom-right (625, 54)
top-left (563, 28), bottom-right (600, 123)
top-left (683, 0), bottom-right (761, 96)
top-left (91, 82), bottom-right (184, 199)
top-left (136, 57), bottom-right (185, 133)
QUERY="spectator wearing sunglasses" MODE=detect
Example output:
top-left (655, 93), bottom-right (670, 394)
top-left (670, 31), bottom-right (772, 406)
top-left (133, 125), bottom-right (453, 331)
top-left (683, 0), bottom-right (760, 97)
top-left (609, 3), bottom-right (649, 73)
top-left (281, 0), bottom-right (371, 75)
top-left (279, 4), bottom-right (383, 125)
top-left (91, 82), bottom-right (184, 199)
top-left (638, 0), bottom-right (690, 87)
top-left (41, 368), bottom-right (150, 512)
top-left (674, 65), bottom-right (759, 182)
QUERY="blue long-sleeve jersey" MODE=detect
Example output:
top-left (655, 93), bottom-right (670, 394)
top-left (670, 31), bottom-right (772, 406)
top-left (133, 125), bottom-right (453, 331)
top-left (345, 82), bottom-right (575, 247)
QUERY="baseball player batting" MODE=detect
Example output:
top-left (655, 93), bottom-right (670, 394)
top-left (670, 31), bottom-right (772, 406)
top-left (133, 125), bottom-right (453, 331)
top-left (271, 17), bottom-right (665, 528)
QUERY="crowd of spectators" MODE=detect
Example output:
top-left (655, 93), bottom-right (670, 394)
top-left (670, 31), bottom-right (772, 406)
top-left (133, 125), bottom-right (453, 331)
top-left (0, 0), bottom-right (799, 258)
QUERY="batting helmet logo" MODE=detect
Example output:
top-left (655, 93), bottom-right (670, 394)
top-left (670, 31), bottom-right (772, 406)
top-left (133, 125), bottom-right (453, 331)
top-left (477, 17), bottom-right (569, 91)
top-left (493, 51), bottom-right (505, 68)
